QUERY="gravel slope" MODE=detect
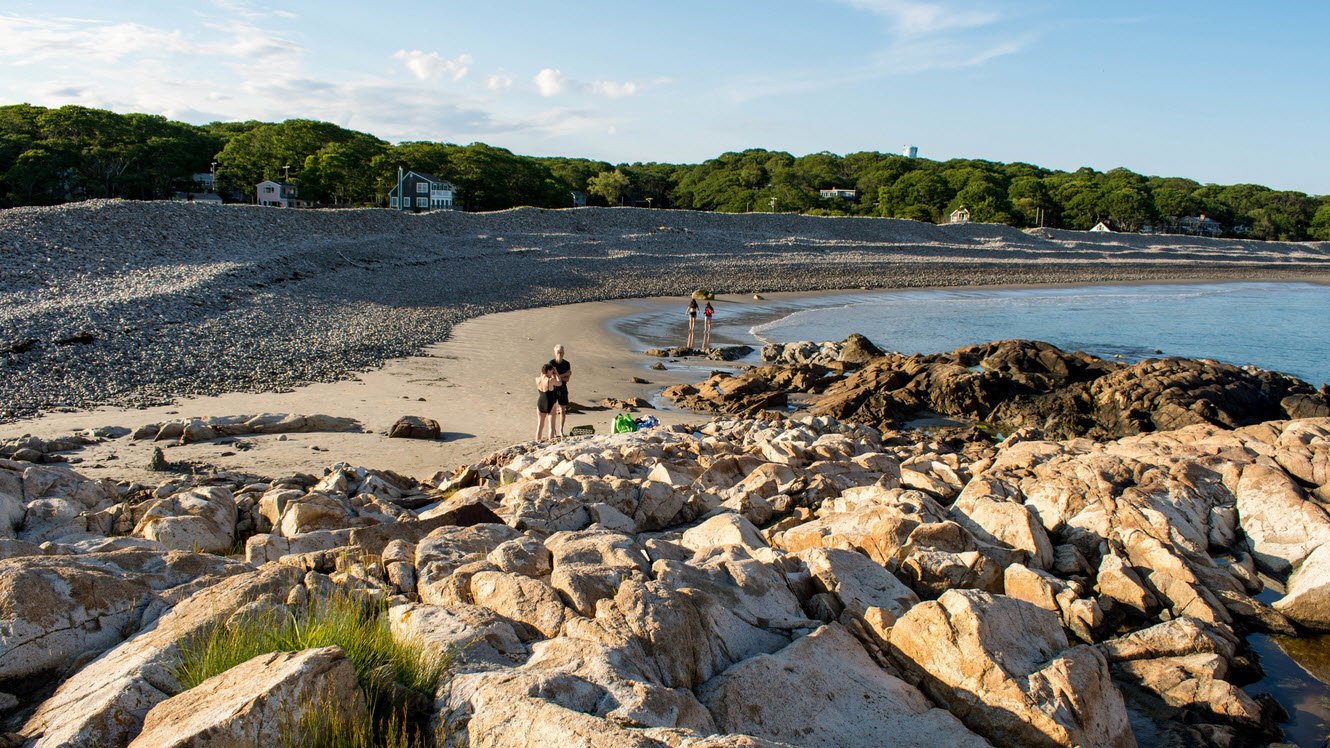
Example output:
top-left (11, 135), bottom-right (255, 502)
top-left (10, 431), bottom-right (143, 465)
top-left (2, 199), bottom-right (1328, 421)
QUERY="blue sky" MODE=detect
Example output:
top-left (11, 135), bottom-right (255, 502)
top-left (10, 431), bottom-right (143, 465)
top-left (2, 1), bottom-right (1327, 194)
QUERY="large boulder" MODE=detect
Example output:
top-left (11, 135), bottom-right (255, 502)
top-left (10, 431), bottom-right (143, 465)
top-left (1234, 463), bottom-right (1330, 574)
top-left (890, 589), bottom-right (1135, 748)
top-left (697, 623), bottom-right (991, 747)
top-left (128, 646), bottom-right (365, 747)
top-left (0, 557), bottom-right (152, 684)
top-left (388, 415), bottom-right (442, 440)
top-left (20, 566), bottom-right (303, 748)
top-left (799, 547), bottom-right (919, 633)
top-left (133, 486), bottom-right (237, 553)
top-left (1274, 542), bottom-right (1330, 630)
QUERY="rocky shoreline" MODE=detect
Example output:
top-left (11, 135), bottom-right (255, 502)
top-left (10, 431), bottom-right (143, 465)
top-left (3, 200), bottom-right (1329, 422)
top-left (1, 338), bottom-right (1329, 746)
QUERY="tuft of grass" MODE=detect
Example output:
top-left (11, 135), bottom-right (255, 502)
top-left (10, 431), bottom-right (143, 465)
top-left (283, 698), bottom-right (426, 748)
top-left (173, 593), bottom-right (449, 747)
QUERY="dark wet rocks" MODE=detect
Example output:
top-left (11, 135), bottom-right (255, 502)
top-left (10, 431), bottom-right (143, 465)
top-left (644, 345), bottom-right (753, 361)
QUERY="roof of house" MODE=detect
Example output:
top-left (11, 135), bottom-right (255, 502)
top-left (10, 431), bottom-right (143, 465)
top-left (404, 170), bottom-right (452, 185)
top-left (257, 179), bottom-right (294, 187)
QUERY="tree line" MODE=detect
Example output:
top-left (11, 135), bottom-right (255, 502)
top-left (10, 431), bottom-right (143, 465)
top-left (2, 103), bottom-right (1328, 241)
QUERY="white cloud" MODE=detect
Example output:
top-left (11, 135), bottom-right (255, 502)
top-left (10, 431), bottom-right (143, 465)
top-left (533, 68), bottom-right (568, 97)
top-left (486, 71), bottom-right (514, 90)
top-left (834, 0), bottom-right (1000, 34)
top-left (392, 50), bottom-right (473, 81)
top-left (534, 68), bottom-right (645, 98)
top-left (588, 80), bottom-right (638, 98)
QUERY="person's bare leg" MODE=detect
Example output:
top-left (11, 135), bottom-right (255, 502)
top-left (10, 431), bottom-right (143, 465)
top-left (537, 412), bottom-right (547, 441)
top-left (702, 321), bottom-right (711, 350)
top-left (687, 318), bottom-right (695, 348)
top-left (554, 405), bottom-right (564, 437)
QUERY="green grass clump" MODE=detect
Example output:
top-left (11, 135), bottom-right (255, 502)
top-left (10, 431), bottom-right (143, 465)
top-left (173, 594), bottom-right (449, 747)
top-left (691, 289), bottom-right (714, 300)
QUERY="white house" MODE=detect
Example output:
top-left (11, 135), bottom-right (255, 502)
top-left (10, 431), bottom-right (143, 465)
top-left (1091, 221), bottom-right (1114, 232)
top-left (949, 207), bottom-right (971, 224)
top-left (388, 170), bottom-right (457, 212)
top-left (256, 180), bottom-right (304, 208)
top-left (819, 188), bottom-right (858, 201)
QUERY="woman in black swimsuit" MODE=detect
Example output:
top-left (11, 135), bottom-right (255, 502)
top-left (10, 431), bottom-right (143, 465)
top-left (687, 298), bottom-right (698, 348)
top-left (536, 363), bottom-right (559, 440)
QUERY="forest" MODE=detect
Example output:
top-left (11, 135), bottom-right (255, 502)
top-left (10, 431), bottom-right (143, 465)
top-left (3, 103), bottom-right (1328, 241)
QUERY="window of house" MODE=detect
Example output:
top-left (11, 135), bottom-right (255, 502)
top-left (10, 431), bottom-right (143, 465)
top-left (416, 182), bottom-right (428, 194)
top-left (416, 197), bottom-right (428, 207)
top-left (264, 186), bottom-right (274, 194)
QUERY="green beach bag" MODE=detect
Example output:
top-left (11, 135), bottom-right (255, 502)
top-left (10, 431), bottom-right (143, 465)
top-left (613, 412), bottom-right (638, 433)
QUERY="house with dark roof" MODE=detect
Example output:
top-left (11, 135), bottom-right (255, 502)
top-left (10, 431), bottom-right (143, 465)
top-left (389, 171), bottom-right (458, 212)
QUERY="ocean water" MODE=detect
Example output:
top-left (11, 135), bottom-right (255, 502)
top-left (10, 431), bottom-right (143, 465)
top-left (750, 282), bottom-right (1330, 387)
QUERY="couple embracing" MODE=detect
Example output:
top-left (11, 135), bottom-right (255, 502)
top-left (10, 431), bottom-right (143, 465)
top-left (536, 344), bottom-right (572, 440)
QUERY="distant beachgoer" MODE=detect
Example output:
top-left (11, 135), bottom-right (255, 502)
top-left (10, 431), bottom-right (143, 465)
top-left (702, 302), bottom-right (714, 350)
top-left (548, 344), bottom-right (572, 436)
top-left (687, 299), bottom-right (698, 348)
top-left (535, 363), bottom-right (559, 440)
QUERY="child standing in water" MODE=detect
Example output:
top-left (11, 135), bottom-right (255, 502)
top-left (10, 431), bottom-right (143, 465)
top-left (535, 363), bottom-right (559, 440)
top-left (687, 298), bottom-right (698, 348)
top-left (702, 301), bottom-right (714, 350)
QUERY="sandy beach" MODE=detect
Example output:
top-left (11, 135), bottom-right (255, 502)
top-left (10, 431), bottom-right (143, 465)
top-left (0, 294), bottom-right (743, 483)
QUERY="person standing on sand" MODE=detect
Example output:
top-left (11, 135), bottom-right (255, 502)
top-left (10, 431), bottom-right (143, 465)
top-left (535, 363), bottom-right (559, 440)
top-left (702, 302), bottom-right (714, 350)
top-left (687, 298), bottom-right (698, 348)
top-left (548, 344), bottom-right (572, 436)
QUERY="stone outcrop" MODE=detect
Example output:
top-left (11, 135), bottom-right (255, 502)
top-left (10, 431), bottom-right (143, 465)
top-left (131, 413), bottom-right (362, 444)
top-left (890, 589), bottom-right (1135, 748)
top-left (5, 399), bottom-right (1330, 746)
top-left (803, 340), bottom-right (1330, 440)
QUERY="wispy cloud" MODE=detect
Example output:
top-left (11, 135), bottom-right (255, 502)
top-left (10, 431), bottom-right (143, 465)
top-left (486, 71), bottom-right (515, 90)
top-left (533, 67), bottom-right (653, 98)
top-left (833, 0), bottom-right (1000, 35)
top-left (393, 50), bottom-right (473, 81)
top-left (0, 14), bottom-right (192, 64)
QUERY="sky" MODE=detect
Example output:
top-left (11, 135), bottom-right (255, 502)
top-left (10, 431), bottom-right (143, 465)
top-left (2, 1), bottom-right (1328, 194)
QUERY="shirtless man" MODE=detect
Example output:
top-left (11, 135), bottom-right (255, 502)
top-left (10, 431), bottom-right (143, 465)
top-left (548, 344), bottom-right (572, 436)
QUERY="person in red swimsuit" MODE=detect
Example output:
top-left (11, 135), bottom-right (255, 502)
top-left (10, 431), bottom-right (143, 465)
top-left (702, 302), bottom-right (714, 350)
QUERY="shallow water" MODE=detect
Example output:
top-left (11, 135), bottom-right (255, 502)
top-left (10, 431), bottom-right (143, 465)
top-left (750, 281), bottom-right (1330, 387)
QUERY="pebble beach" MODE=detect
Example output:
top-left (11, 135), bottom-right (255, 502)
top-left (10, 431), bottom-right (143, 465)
top-left (3, 199), bottom-right (1329, 422)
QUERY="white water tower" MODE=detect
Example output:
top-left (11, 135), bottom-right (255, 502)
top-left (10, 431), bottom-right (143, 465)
top-left (902, 145), bottom-right (918, 158)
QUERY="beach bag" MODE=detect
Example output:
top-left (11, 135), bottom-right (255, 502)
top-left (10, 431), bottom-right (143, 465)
top-left (634, 415), bottom-right (659, 430)
top-left (613, 413), bottom-right (638, 433)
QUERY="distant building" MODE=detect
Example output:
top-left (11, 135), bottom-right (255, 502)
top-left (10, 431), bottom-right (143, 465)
top-left (902, 145), bottom-right (918, 158)
top-left (570, 190), bottom-right (588, 207)
top-left (1091, 221), bottom-right (1114, 232)
top-left (949, 207), bottom-right (971, 224)
top-left (192, 172), bottom-right (215, 191)
top-left (256, 180), bottom-right (305, 208)
top-left (819, 188), bottom-right (858, 201)
top-left (1176, 214), bottom-right (1223, 237)
top-left (388, 170), bottom-right (457, 212)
